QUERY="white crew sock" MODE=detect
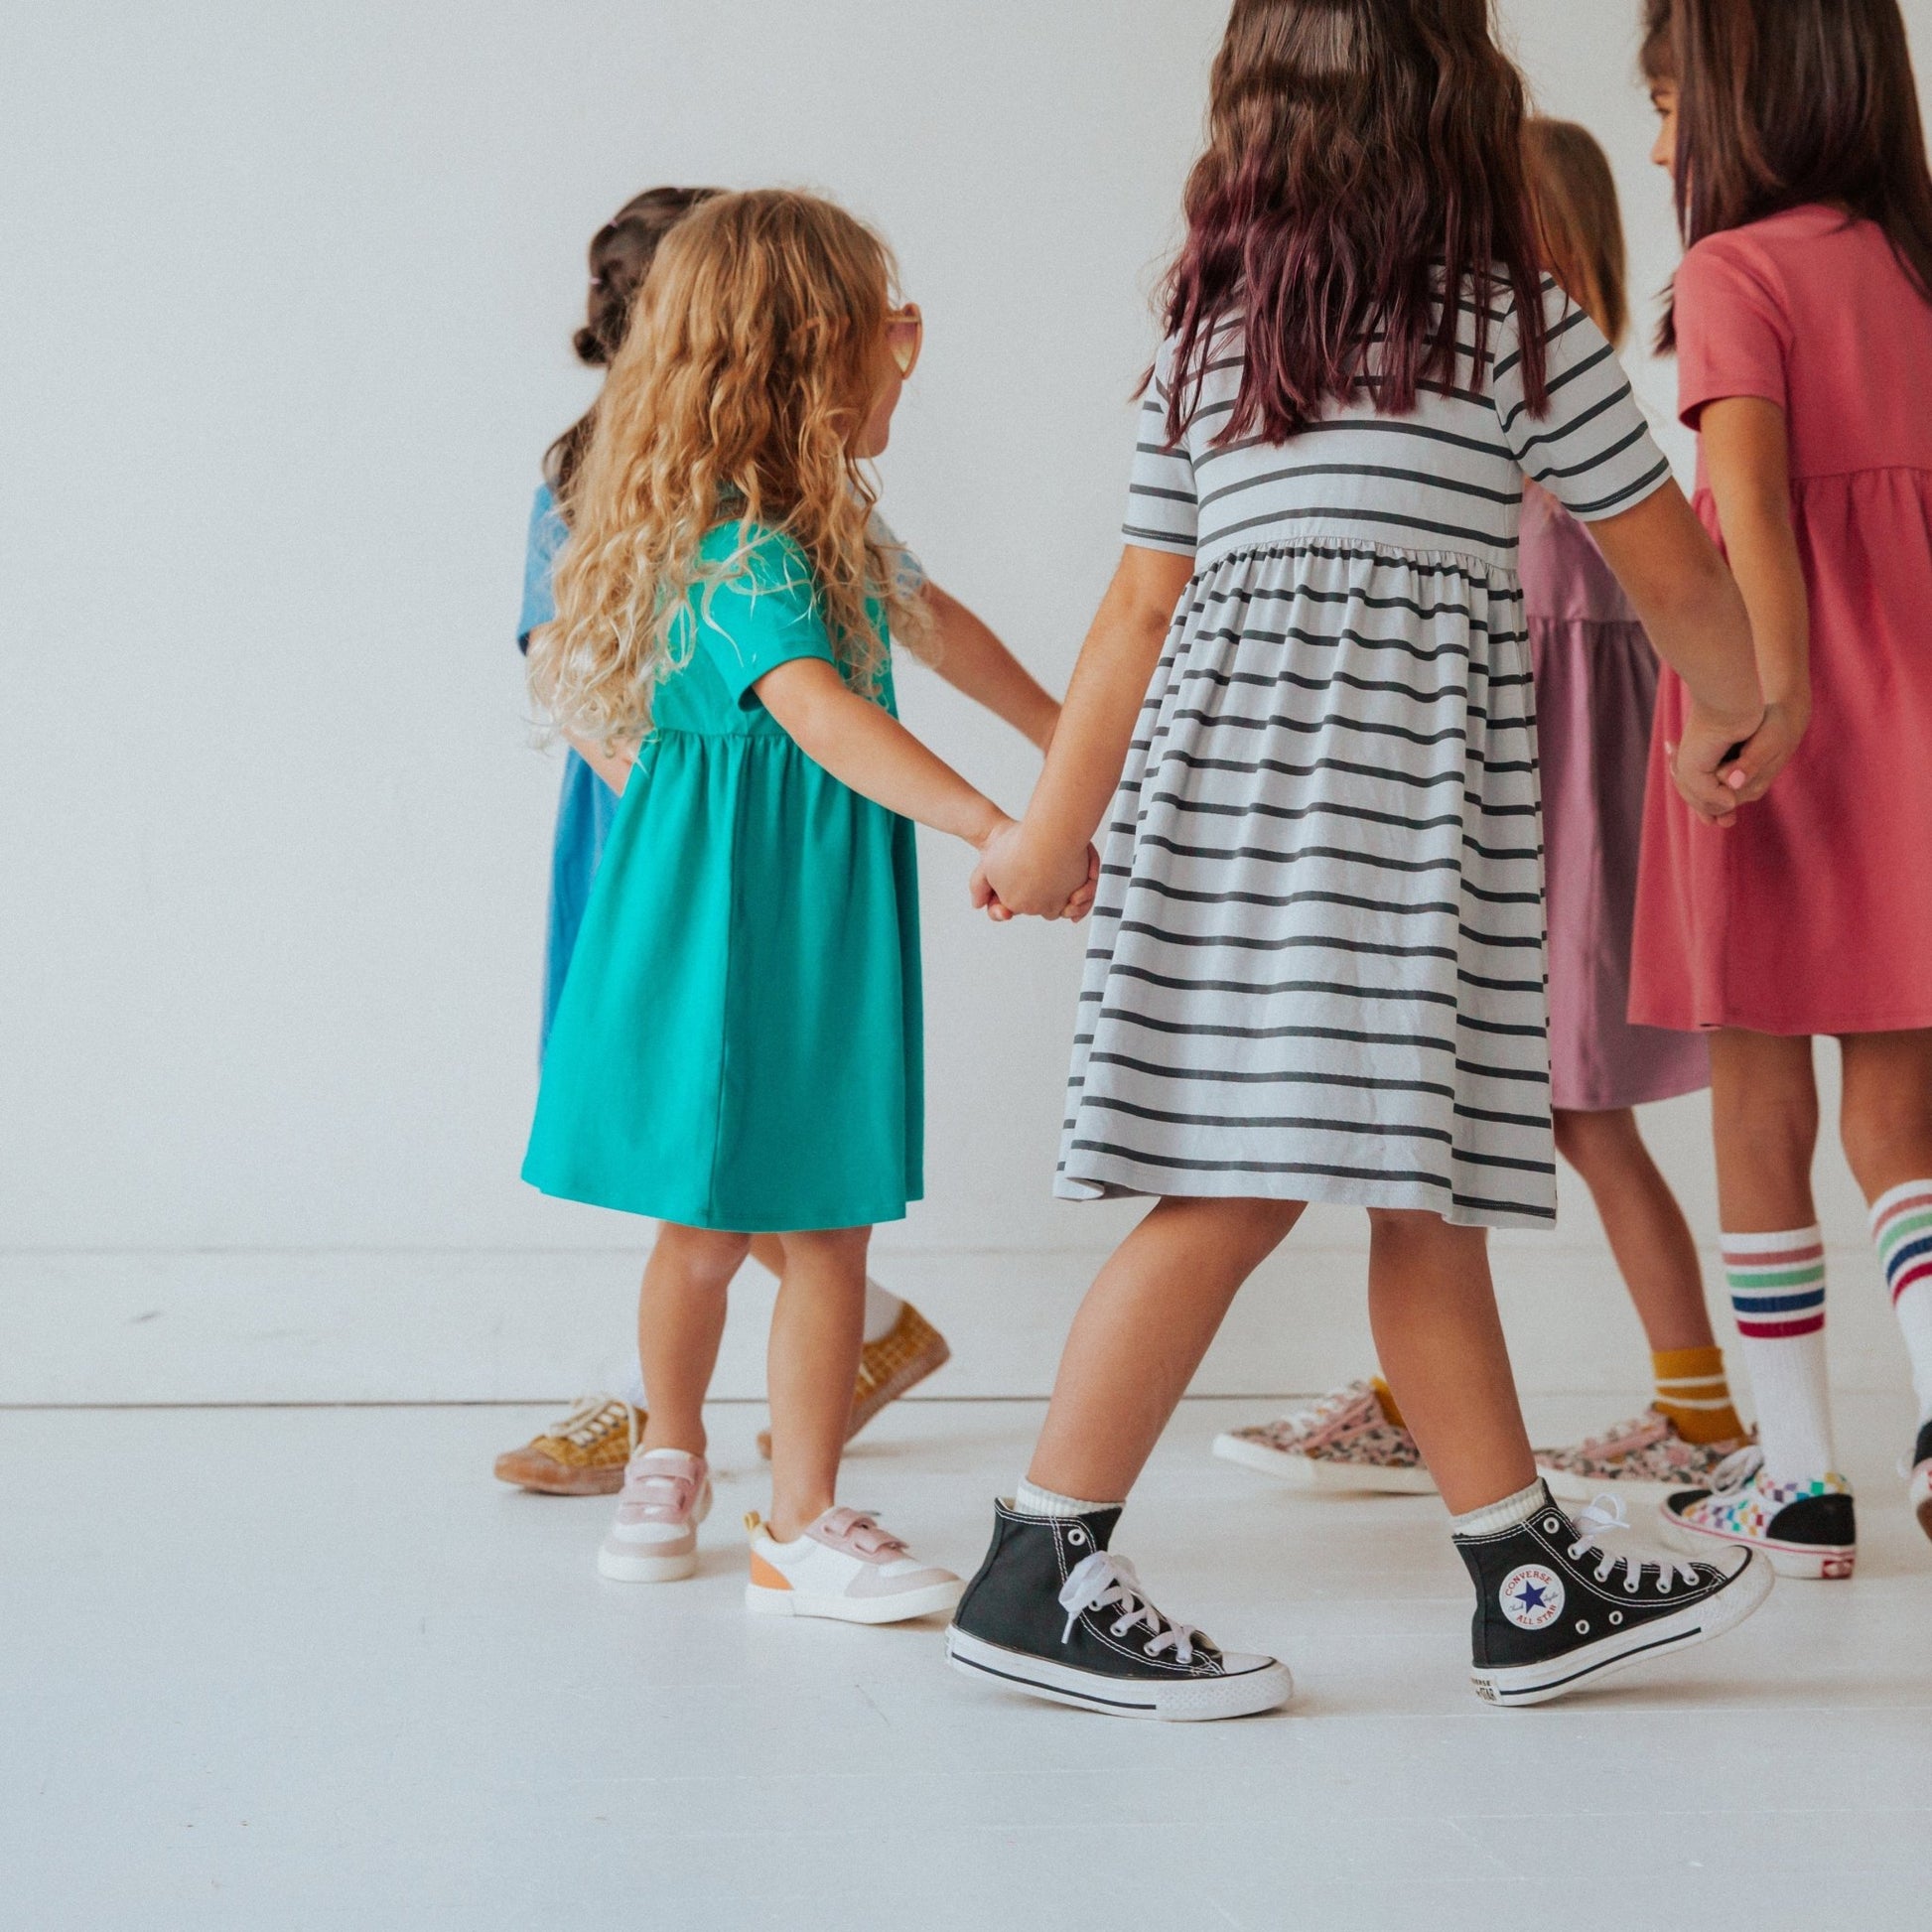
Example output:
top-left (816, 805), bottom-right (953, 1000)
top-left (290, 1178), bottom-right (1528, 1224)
top-left (618, 1363), bottom-right (647, 1410)
top-left (1871, 1181), bottom-right (1932, 1427)
top-left (863, 1279), bottom-right (904, 1345)
top-left (1449, 1477), bottom-right (1548, 1540)
top-left (1724, 1225), bottom-right (1838, 1480)
top-left (1015, 1477), bottom-right (1121, 1519)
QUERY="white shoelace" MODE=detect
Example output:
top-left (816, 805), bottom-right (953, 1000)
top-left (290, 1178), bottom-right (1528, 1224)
top-left (1568, 1493), bottom-right (1701, 1592)
top-left (1057, 1552), bottom-right (1205, 1665)
top-left (1706, 1445), bottom-right (1766, 1492)
top-left (552, 1394), bottom-right (635, 1451)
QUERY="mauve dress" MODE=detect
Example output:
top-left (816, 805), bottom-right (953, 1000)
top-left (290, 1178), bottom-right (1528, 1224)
top-left (1633, 207), bottom-right (1932, 1035)
top-left (1523, 485), bottom-right (1710, 1111)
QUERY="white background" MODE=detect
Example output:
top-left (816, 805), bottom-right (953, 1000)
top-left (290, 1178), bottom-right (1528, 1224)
top-left (3, 2), bottom-right (1927, 1399)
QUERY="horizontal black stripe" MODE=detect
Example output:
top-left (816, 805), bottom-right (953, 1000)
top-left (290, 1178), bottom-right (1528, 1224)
top-left (1108, 921), bottom-right (1459, 962)
top-left (1127, 831), bottom-right (1462, 875)
top-left (1198, 459), bottom-right (1524, 515)
top-left (1125, 792), bottom-right (1469, 838)
top-left (1164, 702), bottom-right (1466, 751)
top-left (1171, 655), bottom-right (1474, 709)
top-left (1135, 749), bottom-right (1465, 794)
top-left (1082, 1095), bottom-right (1455, 1145)
top-left (1066, 1139), bottom-right (1453, 1192)
top-left (1206, 500), bottom-right (1512, 555)
top-left (1564, 457), bottom-right (1673, 519)
top-left (1093, 1007), bottom-right (1457, 1052)
top-left (1086, 1051), bottom-right (1457, 1100)
top-left (1454, 1101), bottom-right (1551, 1130)
top-left (1194, 413), bottom-right (1516, 471)
top-left (1106, 961), bottom-right (1458, 1006)
top-left (1454, 1056), bottom-right (1550, 1086)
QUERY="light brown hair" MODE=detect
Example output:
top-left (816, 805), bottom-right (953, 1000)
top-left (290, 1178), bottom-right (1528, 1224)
top-left (530, 191), bottom-right (915, 753)
top-left (1523, 118), bottom-right (1629, 346)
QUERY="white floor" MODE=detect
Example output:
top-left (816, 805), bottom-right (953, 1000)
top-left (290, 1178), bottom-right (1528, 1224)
top-left (6, 1395), bottom-right (1932, 1932)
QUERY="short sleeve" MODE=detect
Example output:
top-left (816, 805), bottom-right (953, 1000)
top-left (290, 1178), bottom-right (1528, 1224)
top-left (1674, 236), bottom-right (1791, 428)
top-left (1493, 281), bottom-right (1673, 523)
top-left (1122, 339), bottom-right (1199, 555)
top-left (518, 483), bottom-right (567, 653)
top-left (869, 510), bottom-right (927, 598)
top-left (688, 527), bottom-right (839, 707)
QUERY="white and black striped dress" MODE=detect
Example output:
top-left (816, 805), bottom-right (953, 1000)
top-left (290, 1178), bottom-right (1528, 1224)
top-left (1059, 280), bottom-right (1671, 1229)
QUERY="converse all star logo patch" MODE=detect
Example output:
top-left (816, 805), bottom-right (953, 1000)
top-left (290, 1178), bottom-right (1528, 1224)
top-left (1499, 1564), bottom-right (1564, 1630)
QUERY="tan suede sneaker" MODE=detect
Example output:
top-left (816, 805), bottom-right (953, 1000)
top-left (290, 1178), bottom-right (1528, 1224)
top-left (757, 1300), bottom-right (951, 1459)
top-left (494, 1394), bottom-right (641, 1497)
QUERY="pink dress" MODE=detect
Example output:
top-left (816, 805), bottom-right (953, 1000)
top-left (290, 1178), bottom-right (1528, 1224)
top-left (1525, 486), bottom-right (1710, 1110)
top-left (1633, 206), bottom-right (1932, 1035)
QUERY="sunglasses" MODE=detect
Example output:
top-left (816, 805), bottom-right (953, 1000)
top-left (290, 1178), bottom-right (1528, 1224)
top-left (886, 304), bottom-right (923, 379)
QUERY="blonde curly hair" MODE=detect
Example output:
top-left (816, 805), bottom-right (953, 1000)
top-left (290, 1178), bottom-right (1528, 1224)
top-left (530, 190), bottom-right (921, 751)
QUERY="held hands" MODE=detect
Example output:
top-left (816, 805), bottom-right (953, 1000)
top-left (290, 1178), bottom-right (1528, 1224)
top-left (970, 816), bottom-right (1100, 923)
top-left (1669, 694), bottom-right (1807, 830)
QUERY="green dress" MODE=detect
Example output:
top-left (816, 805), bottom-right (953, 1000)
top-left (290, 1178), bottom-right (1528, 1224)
top-left (522, 522), bottom-right (923, 1231)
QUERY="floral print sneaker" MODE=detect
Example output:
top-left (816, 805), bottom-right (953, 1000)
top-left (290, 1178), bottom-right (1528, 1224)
top-left (1212, 1380), bottom-right (1437, 1494)
top-left (1536, 1408), bottom-right (1755, 1503)
top-left (1659, 1446), bottom-right (1857, 1581)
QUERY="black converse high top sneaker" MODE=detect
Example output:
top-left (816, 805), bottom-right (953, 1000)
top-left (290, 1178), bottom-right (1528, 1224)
top-left (1457, 1485), bottom-right (1773, 1707)
top-left (946, 1500), bottom-right (1293, 1722)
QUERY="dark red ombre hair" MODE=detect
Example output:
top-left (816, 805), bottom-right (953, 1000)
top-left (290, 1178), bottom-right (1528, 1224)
top-left (1163, 0), bottom-right (1549, 445)
top-left (1643, 0), bottom-right (1932, 351)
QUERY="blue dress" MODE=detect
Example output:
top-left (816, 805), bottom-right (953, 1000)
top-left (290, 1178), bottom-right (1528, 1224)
top-left (517, 482), bottom-right (924, 1056)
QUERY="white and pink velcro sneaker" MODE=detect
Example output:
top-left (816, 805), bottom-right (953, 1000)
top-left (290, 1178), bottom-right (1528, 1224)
top-left (744, 1507), bottom-right (963, 1624)
top-left (597, 1449), bottom-right (712, 1584)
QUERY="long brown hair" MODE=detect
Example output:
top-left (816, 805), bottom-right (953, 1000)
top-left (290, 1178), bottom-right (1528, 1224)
top-left (1644, 0), bottom-right (1932, 350)
top-left (531, 191), bottom-right (915, 752)
top-left (1524, 118), bottom-right (1629, 346)
top-left (1164, 0), bottom-right (1549, 445)
top-left (542, 186), bottom-right (721, 507)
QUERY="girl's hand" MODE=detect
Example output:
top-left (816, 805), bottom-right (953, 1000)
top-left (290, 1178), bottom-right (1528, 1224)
top-left (971, 819), bottom-right (1094, 920)
top-left (1718, 698), bottom-right (1808, 808)
top-left (1669, 696), bottom-right (1766, 829)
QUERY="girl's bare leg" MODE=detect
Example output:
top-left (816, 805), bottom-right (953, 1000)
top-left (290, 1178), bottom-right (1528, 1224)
top-left (766, 1225), bottom-right (872, 1540)
top-left (1710, 1030), bottom-right (1820, 1231)
top-left (748, 1233), bottom-right (787, 1279)
top-left (1554, 1106), bottom-right (1715, 1352)
top-left (1028, 1196), bottom-right (1306, 1504)
top-left (1838, 1030), bottom-right (1932, 1204)
top-left (1366, 1211), bottom-right (1536, 1514)
top-left (637, 1223), bottom-right (750, 1458)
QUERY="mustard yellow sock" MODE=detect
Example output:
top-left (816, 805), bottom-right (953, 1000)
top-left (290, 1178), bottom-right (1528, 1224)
top-left (1370, 1375), bottom-right (1408, 1432)
top-left (1652, 1345), bottom-right (1745, 1446)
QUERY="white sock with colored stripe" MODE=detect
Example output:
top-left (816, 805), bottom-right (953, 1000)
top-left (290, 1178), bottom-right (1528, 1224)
top-left (1724, 1225), bottom-right (1837, 1482)
top-left (1870, 1181), bottom-right (1932, 1427)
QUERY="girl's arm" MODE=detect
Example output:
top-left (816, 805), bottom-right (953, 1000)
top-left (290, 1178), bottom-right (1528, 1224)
top-left (566, 734), bottom-right (635, 795)
top-left (975, 546), bottom-right (1195, 917)
top-left (1695, 396), bottom-right (1810, 805)
top-left (918, 583), bottom-right (1061, 752)
top-left (755, 657), bottom-right (1010, 854)
top-left (1585, 480), bottom-right (1772, 828)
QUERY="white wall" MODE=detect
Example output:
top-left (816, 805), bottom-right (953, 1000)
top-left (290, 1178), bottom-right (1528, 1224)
top-left (2, 0), bottom-right (1925, 1275)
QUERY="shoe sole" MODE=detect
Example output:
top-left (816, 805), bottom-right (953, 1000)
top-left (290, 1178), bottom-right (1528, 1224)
top-left (495, 1459), bottom-right (626, 1497)
top-left (946, 1627), bottom-right (1293, 1722)
top-left (1212, 1432), bottom-right (1438, 1494)
top-left (598, 1546), bottom-right (697, 1583)
top-left (1656, 1507), bottom-right (1856, 1581)
top-left (745, 1579), bottom-right (964, 1624)
top-left (1471, 1552), bottom-right (1774, 1708)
